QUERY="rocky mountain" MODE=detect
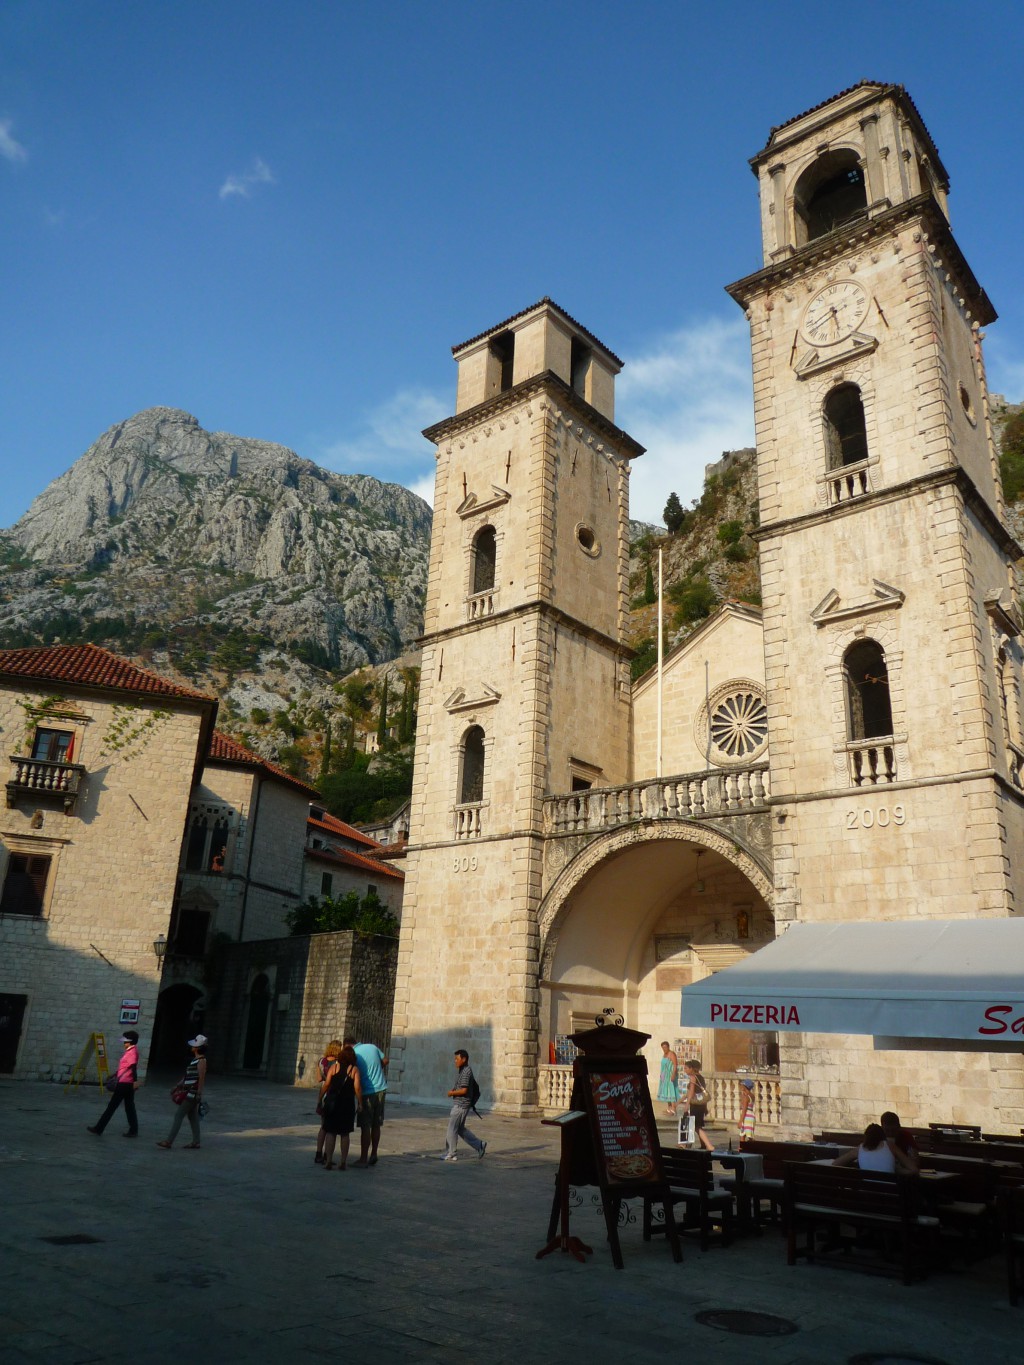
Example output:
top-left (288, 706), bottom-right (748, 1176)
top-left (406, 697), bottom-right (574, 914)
top-left (0, 408), bottom-right (433, 711)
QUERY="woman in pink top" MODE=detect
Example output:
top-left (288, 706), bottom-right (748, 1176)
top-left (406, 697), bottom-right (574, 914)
top-left (87, 1031), bottom-right (140, 1138)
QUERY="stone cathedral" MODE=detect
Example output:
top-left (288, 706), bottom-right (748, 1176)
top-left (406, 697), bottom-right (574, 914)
top-left (389, 82), bottom-right (1024, 1136)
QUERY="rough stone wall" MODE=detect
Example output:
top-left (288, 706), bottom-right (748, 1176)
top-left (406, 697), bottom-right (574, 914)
top-left (0, 682), bottom-right (205, 1079)
top-left (207, 930), bottom-right (397, 1087)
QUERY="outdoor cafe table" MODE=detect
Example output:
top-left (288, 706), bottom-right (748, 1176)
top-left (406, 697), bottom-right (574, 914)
top-left (709, 1149), bottom-right (764, 1232)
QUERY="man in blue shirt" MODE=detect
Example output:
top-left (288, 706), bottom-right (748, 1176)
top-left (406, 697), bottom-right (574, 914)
top-left (345, 1036), bottom-right (388, 1167)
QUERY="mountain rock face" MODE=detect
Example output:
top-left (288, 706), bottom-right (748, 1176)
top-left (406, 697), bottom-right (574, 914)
top-left (0, 408), bottom-right (432, 697)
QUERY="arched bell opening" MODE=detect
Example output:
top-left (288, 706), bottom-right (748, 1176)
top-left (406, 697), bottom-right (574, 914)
top-left (794, 150), bottom-right (867, 246)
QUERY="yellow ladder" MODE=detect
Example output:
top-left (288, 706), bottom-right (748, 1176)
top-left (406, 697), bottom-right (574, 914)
top-left (64, 1032), bottom-right (110, 1092)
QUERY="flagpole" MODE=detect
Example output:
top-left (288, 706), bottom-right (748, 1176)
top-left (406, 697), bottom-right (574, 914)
top-left (657, 548), bottom-right (664, 779)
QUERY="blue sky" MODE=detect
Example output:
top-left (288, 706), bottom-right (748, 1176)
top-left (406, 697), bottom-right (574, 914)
top-left (2, 2), bottom-right (1023, 527)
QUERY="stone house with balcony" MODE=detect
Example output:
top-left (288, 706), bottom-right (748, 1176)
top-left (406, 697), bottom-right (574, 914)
top-left (390, 83), bottom-right (1024, 1140)
top-left (303, 806), bottom-right (404, 918)
top-left (0, 643), bottom-right (216, 1078)
top-left (153, 730), bottom-right (322, 1068)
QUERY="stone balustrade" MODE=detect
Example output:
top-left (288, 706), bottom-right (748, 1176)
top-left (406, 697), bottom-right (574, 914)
top-left (7, 754), bottom-right (86, 813)
top-left (828, 459), bottom-right (871, 505)
top-left (467, 589), bottom-right (495, 620)
top-left (847, 739), bottom-right (896, 786)
top-left (453, 802), bottom-right (484, 840)
top-left (539, 1064), bottom-right (782, 1124)
top-left (543, 764), bottom-right (770, 835)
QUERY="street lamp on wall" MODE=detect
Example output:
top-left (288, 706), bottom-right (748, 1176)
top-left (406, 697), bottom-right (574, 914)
top-left (153, 933), bottom-right (168, 964)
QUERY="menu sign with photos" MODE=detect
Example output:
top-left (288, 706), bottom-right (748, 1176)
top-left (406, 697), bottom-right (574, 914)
top-left (588, 1069), bottom-right (659, 1185)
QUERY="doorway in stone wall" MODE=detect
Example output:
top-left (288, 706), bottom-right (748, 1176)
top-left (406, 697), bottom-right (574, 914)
top-left (242, 973), bottom-right (272, 1070)
top-left (0, 993), bottom-right (27, 1072)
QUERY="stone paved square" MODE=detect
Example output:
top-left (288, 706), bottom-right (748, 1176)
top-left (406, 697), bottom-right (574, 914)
top-left (0, 1078), bottom-right (1018, 1364)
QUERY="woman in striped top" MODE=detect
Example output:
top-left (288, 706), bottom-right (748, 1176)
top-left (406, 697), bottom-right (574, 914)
top-left (157, 1035), bottom-right (208, 1150)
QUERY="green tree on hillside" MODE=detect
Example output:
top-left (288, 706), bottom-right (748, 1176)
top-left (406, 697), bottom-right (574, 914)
top-left (1000, 411), bottom-right (1024, 504)
top-left (663, 491), bottom-right (685, 533)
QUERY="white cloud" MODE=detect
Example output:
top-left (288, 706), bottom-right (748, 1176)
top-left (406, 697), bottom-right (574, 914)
top-left (617, 315), bottom-right (755, 525)
top-left (219, 156), bottom-right (275, 200)
top-left (314, 386), bottom-right (446, 499)
top-left (0, 118), bottom-right (28, 164)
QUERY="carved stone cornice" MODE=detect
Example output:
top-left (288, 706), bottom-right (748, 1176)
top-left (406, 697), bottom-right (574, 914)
top-left (444, 684), bottom-right (502, 714)
top-left (456, 486), bottom-right (511, 520)
top-left (726, 195), bottom-right (996, 326)
top-left (422, 370), bottom-right (645, 459)
top-left (810, 579), bottom-right (905, 627)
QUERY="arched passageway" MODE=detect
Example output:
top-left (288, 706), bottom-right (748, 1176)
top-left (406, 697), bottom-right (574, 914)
top-left (150, 982), bottom-right (204, 1069)
top-left (538, 824), bottom-right (774, 1094)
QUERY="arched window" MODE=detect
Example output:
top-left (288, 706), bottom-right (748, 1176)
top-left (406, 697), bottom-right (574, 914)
top-left (794, 152), bottom-right (867, 245)
top-left (844, 640), bottom-right (893, 740)
top-left (185, 815), bottom-right (208, 871)
top-left (472, 526), bottom-right (496, 595)
top-left (459, 726), bottom-right (486, 804)
top-left (824, 384), bottom-right (868, 468)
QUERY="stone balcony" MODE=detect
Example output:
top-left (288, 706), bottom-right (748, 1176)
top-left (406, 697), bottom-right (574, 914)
top-left (543, 764), bottom-right (770, 836)
top-left (6, 754), bottom-right (87, 814)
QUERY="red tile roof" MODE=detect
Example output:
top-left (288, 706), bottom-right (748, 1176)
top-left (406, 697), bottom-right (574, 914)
top-left (308, 811), bottom-right (380, 850)
top-left (207, 729), bottom-right (322, 797)
top-left (305, 844), bottom-right (404, 881)
top-left (0, 642), bottom-right (215, 703)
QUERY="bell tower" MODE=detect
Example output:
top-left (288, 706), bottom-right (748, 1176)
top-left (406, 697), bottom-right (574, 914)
top-left (729, 83), bottom-right (1024, 1128)
top-left (390, 299), bottom-right (643, 1112)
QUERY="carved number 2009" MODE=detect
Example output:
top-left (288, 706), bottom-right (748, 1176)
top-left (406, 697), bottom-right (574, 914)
top-left (846, 805), bottom-right (906, 830)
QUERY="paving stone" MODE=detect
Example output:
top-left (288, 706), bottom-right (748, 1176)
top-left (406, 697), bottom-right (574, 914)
top-left (0, 1077), bottom-right (1017, 1363)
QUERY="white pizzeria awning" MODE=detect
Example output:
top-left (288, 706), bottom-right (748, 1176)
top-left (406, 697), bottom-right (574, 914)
top-left (680, 920), bottom-right (1024, 1042)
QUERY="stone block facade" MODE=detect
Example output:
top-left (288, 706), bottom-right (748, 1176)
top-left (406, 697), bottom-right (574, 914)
top-left (0, 650), bottom-right (213, 1079)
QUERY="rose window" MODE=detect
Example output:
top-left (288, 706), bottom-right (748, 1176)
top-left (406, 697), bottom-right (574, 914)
top-left (704, 687), bottom-right (768, 762)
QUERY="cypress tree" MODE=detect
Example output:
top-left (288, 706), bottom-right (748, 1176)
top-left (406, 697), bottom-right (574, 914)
top-left (644, 561), bottom-right (656, 604)
top-left (376, 674), bottom-right (390, 747)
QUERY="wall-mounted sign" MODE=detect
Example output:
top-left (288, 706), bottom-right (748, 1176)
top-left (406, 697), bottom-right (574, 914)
top-left (119, 999), bottom-right (141, 1024)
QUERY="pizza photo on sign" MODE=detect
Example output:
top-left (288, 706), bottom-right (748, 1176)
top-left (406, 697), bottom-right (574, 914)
top-left (607, 1152), bottom-right (655, 1182)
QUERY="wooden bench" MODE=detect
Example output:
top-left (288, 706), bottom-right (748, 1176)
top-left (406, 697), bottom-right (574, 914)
top-left (733, 1140), bottom-right (832, 1229)
top-left (644, 1148), bottom-right (733, 1250)
top-left (999, 1185), bottom-right (1024, 1305)
top-left (783, 1164), bottom-right (940, 1285)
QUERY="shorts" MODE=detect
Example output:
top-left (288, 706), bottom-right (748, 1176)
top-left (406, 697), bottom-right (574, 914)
top-left (358, 1091), bottom-right (386, 1130)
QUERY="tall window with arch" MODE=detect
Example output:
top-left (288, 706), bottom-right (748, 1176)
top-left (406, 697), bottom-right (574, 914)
top-left (459, 725), bottom-right (486, 805)
top-left (824, 384), bottom-right (869, 469)
top-left (844, 638), bottom-right (896, 785)
top-left (471, 525), bottom-right (497, 595)
top-left (844, 639), bottom-right (893, 740)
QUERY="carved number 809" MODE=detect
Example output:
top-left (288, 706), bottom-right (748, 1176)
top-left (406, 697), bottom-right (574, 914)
top-left (452, 855), bottom-right (479, 873)
top-left (846, 805), bottom-right (906, 830)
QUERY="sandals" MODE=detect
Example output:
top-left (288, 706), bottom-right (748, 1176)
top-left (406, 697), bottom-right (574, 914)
top-left (156, 1140), bottom-right (172, 1148)
top-left (183, 1142), bottom-right (201, 1150)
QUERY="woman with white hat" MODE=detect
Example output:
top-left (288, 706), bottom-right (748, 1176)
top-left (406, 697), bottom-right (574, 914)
top-left (157, 1034), bottom-right (208, 1150)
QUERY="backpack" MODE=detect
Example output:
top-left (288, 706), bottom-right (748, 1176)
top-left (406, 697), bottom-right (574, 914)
top-left (466, 1074), bottom-right (482, 1114)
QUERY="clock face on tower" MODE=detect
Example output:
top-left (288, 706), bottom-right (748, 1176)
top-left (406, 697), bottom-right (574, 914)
top-left (800, 280), bottom-right (870, 346)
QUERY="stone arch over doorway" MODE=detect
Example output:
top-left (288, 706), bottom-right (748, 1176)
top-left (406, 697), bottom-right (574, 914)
top-left (537, 820), bottom-right (775, 1088)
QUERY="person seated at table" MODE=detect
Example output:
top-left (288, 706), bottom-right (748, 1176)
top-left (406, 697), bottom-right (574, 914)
top-left (880, 1110), bottom-right (919, 1170)
top-left (833, 1123), bottom-right (918, 1174)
